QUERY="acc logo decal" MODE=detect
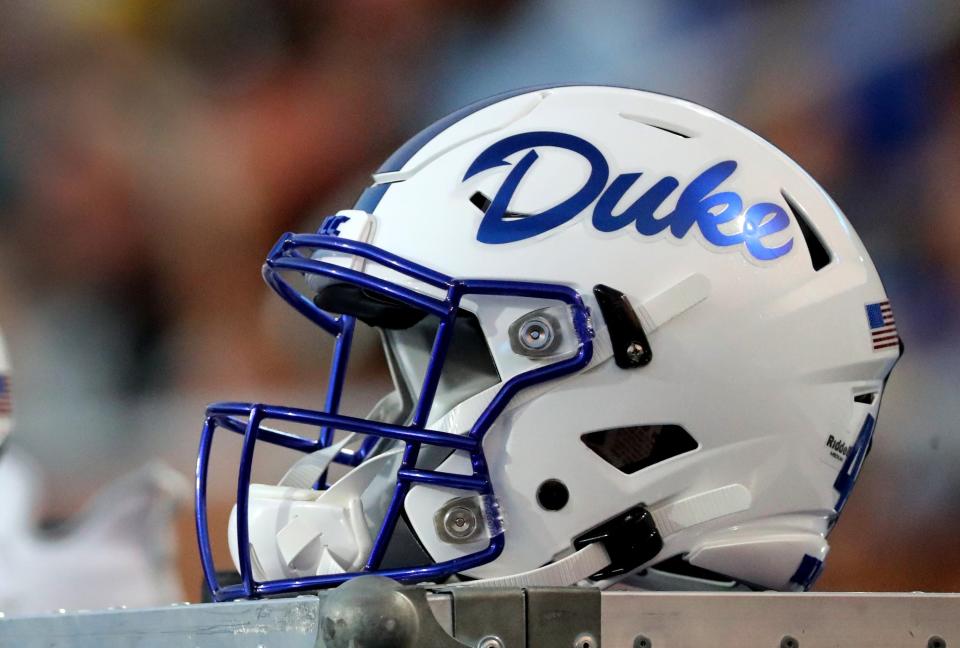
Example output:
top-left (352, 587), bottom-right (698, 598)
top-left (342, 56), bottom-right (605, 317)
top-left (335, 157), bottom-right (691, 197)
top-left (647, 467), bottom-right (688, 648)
top-left (319, 214), bottom-right (351, 236)
top-left (463, 131), bottom-right (794, 262)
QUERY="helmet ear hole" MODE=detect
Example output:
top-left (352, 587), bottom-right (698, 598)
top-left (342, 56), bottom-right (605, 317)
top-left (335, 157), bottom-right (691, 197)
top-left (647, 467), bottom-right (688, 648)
top-left (581, 424), bottom-right (698, 474)
top-left (536, 479), bottom-right (569, 511)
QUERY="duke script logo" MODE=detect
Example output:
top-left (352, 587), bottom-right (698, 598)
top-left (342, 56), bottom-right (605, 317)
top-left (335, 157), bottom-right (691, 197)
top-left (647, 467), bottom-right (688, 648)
top-left (463, 131), bottom-right (794, 262)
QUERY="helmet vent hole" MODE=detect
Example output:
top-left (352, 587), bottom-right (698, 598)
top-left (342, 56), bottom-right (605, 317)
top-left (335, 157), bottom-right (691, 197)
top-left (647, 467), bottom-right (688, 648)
top-left (642, 123), bottom-right (690, 139)
top-left (619, 113), bottom-right (693, 139)
top-left (781, 190), bottom-right (832, 271)
top-left (469, 191), bottom-right (492, 212)
top-left (536, 479), bottom-right (569, 511)
top-left (581, 425), bottom-right (698, 474)
top-left (469, 191), bottom-right (529, 220)
top-left (854, 392), bottom-right (877, 405)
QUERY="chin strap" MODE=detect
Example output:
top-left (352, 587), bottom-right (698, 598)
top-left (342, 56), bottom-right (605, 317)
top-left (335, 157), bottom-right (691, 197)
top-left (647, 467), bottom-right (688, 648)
top-left (459, 485), bottom-right (753, 589)
top-left (456, 541), bottom-right (611, 589)
top-left (279, 433), bottom-right (355, 489)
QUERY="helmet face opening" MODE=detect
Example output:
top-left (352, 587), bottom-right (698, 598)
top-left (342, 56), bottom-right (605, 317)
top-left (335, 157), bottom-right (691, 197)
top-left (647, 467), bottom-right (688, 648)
top-left (195, 226), bottom-right (594, 601)
top-left (382, 311), bottom-right (501, 425)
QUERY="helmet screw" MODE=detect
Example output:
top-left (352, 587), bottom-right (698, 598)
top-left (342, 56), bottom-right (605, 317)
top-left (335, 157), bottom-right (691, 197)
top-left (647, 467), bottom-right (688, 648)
top-left (443, 505), bottom-right (479, 540)
top-left (517, 317), bottom-right (555, 352)
top-left (478, 636), bottom-right (505, 648)
top-left (626, 342), bottom-right (645, 361)
top-left (574, 633), bottom-right (597, 648)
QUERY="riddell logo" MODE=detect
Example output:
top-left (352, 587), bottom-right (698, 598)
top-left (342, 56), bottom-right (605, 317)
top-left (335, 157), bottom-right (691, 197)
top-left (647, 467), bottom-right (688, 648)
top-left (825, 435), bottom-right (850, 461)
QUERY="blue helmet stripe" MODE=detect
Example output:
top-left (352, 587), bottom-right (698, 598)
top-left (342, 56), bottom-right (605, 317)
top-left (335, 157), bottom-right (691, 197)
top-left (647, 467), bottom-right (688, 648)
top-left (790, 554), bottom-right (825, 590)
top-left (833, 413), bottom-right (876, 513)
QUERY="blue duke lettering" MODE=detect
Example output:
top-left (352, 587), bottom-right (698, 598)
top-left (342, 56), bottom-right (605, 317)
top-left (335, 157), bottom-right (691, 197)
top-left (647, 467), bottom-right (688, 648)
top-left (463, 131), bottom-right (794, 262)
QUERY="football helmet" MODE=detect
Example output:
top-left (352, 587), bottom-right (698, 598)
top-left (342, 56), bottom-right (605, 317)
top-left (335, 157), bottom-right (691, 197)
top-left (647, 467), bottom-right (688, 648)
top-left (196, 85), bottom-right (901, 601)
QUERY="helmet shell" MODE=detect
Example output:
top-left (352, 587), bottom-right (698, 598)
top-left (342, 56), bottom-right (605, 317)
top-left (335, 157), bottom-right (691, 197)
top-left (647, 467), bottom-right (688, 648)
top-left (356, 86), bottom-right (897, 589)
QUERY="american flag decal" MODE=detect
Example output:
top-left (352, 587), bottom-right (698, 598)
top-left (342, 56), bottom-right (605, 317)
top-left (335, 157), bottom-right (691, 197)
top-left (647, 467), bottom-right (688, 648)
top-left (866, 301), bottom-right (899, 351)
top-left (0, 375), bottom-right (10, 414)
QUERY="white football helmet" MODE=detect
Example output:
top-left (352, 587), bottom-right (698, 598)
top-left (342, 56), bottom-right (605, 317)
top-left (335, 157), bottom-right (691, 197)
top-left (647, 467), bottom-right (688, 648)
top-left (196, 85), bottom-right (901, 600)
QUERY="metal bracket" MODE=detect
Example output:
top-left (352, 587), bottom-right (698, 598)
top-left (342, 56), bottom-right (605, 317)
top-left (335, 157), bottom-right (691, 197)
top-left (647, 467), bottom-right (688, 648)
top-left (316, 579), bottom-right (602, 647)
top-left (525, 588), bottom-right (600, 648)
top-left (449, 587), bottom-right (526, 647)
top-left (445, 585), bottom-right (601, 648)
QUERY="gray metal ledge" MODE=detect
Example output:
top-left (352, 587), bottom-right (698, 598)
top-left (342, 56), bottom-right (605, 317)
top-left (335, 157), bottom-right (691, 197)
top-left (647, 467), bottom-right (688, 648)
top-left (1, 583), bottom-right (957, 647)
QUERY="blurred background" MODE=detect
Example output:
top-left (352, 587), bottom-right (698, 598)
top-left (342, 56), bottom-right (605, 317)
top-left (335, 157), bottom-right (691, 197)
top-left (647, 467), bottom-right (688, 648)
top-left (0, 0), bottom-right (958, 606)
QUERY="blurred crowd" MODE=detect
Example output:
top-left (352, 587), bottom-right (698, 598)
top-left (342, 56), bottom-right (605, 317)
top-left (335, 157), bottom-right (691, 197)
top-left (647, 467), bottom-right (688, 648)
top-left (0, 0), bottom-right (958, 600)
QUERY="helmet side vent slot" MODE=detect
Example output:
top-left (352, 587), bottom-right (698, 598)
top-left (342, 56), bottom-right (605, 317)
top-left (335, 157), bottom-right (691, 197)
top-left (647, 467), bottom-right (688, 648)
top-left (469, 190), bottom-right (530, 220)
top-left (618, 112), bottom-right (693, 138)
top-left (854, 392), bottom-right (877, 405)
top-left (781, 190), bottom-right (832, 271)
top-left (469, 191), bottom-right (492, 212)
top-left (581, 424), bottom-right (698, 474)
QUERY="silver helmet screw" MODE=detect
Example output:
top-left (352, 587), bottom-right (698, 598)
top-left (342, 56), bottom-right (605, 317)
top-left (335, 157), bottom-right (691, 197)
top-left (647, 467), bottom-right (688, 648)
top-left (478, 636), bottom-right (505, 648)
top-left (443, 505), bottom-right (479, 540)
top-left (517, 317), bottom-right (554, 352)
top-left (626, 341), bottom-right (645, 361)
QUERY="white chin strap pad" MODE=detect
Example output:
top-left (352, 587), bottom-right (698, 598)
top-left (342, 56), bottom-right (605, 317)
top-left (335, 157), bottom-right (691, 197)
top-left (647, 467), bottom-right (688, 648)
top-left (228, 448), bottom-right (403, 581)
top-left (278, 433), bottom-right (355, 490)
top-left (458, 542), bottom-right (611, 589)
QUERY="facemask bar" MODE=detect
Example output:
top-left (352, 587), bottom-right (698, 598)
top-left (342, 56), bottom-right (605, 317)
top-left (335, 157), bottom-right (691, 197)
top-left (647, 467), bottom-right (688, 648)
top-left (196, 229), bottom-right (595, 601)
